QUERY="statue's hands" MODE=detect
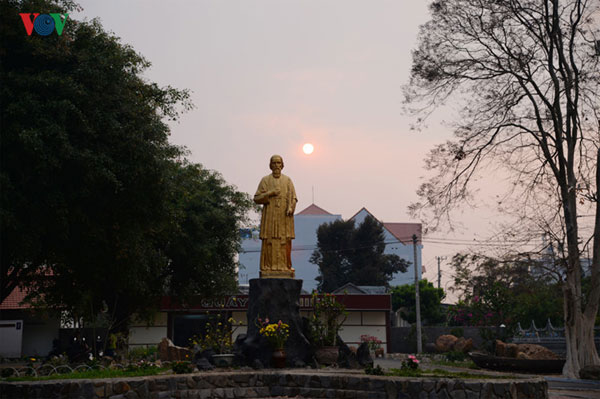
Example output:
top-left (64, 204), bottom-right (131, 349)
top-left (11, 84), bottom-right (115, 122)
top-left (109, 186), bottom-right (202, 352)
top-left (269, 189), bottom-right (280, 197)
top-left (286, 207), bottom-right (294, 216)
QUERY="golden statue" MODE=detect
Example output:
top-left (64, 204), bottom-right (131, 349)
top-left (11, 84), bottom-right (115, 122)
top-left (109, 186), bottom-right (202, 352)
top-left (254, 155), bottom-right (297, 278)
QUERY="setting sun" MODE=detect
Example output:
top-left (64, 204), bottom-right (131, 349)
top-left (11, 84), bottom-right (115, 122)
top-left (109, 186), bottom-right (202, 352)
top-left (302, 143), bottom-right (314, 155)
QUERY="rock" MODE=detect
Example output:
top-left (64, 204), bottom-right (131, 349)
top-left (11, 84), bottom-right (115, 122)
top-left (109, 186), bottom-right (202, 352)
top-left (234, 278), bottom-right (311, 367)
top-left (157, 337), bottom-right (192, 362)
top-left (504, 343), bottom-right (520, 358)
top-left (425, 343), bottom-right (438, 353)
top-left (580, 365), bottom-right (600, 380)
top-left (454, 337), bottom-right (473, 353)
top-left (158, 338), bottom-right (171, 361)
top-left (193, 357), bottom-right (214, 371)
top-left (193, 349), bottom-right (216, 366)
top-left (251, 359), bottom-right (264, 369)
top-left (495, 340), bottom-right (506, 357)
top-left (516, 344), bottom-right (560, 360)
top-left (435, 335), bottom-right (458, 353)
top-left (495, 340), bottom-right (559, 360)
top-left (356, 342), bottom-right (373, 368)
top-left (336, 336), bottom-right (361, 369)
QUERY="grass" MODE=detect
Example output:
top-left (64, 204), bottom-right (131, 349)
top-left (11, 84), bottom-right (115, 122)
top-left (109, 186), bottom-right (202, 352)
top-left (387, 368), bottom-right (514, 380)
top-left (428, 360), bottom-right (479, 369)
top-left (4, 366), bottom-right (169, 382)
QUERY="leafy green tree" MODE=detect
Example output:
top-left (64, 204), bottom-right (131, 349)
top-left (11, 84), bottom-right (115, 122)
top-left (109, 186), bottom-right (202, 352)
top-left (391, 279), bottom-right (445, 325)
top-left (162, 162), bottom-right (252, 300)
top-left (447, 254), bottom-right (563, 328)
top-left (310, 219), bottom-right (355, 293)
top-left (0, 0), bottom-right (252, 332)
top-left (311, 216), bottom-right (409, 292)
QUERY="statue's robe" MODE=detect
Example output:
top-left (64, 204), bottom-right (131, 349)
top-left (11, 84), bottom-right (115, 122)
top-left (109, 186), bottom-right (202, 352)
top-left (254, 174), bottom-right (297, 276)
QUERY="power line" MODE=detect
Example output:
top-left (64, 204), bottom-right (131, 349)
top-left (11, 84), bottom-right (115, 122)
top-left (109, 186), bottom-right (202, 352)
top-left (241, 236), bottom-right (543, 254)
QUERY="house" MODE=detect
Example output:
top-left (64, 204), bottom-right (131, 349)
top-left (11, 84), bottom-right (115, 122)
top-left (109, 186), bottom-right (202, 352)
top-left (239, 205), bottom-right (423, 291)
top-left (0, 287), bottom-right (60, 358)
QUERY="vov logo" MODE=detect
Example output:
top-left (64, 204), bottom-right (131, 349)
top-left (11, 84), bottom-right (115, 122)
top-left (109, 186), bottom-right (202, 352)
top-left (19, 13), bottom-right (69, 36)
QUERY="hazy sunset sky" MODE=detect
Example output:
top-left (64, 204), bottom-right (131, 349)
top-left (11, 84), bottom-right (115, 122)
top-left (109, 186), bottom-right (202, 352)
top-left (73, 0), bottom-right (507, 295)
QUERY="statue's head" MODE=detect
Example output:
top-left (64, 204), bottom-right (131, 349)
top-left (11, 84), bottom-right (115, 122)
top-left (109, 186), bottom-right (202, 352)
top-left (269, 155), bottom-right (284, 177)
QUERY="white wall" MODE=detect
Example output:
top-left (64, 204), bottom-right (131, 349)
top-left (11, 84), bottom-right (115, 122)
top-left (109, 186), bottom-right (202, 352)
top-left (0, 320), bottom-right (23, 358)
top-left (145, 309), bottom-right (388, 353)
top-left (239, 212), bottom-right (342, 292)
top-left (128, 313), bottom-right (168, 349)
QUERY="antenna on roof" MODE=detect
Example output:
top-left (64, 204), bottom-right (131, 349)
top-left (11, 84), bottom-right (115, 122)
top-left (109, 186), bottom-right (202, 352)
top-left (312, 186), bottom-right (314, 204)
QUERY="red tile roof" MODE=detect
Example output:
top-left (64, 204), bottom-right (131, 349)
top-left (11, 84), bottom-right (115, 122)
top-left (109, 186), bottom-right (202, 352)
top-left (0, 286), bottom-right (31, 310)
top-left (296, 204), bottom-right (333, 216)
top-left (348, 207), bottom-right (422, 245)
top-left (384, 222), bottom-right (422, 244)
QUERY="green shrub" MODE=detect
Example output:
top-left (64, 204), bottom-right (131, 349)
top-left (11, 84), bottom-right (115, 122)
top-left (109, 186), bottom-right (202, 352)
top-left (171, 361), bottom-right (194, 374)
top-left (445, 350), bottom-right (467, 362)
top-left (364, 365), bottom-right (384, 375)
top-left (1, 368), bottom-right (15, 378)
top-left (128, 346), bottom-right (158, 362)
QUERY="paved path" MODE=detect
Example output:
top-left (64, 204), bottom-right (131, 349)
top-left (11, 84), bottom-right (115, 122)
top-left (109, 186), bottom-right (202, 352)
top-left (375, 357), bottom-right (600, 399)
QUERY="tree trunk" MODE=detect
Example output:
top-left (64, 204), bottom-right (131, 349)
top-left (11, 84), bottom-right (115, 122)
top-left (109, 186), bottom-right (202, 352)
top-left (563, 284), bottom-right (600, 378)
top-left (562, 149), bottom-right (600, 378)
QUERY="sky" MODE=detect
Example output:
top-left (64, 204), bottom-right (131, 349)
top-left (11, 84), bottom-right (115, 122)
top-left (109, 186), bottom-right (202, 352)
top-left (72, 0), bottom-right (508, 298)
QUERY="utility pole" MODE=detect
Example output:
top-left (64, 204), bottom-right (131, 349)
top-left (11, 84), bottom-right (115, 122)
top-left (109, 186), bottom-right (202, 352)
top-left (436, 256), bottom-right (446, 289)
top-left (413, 234), bottom-right (422, 353)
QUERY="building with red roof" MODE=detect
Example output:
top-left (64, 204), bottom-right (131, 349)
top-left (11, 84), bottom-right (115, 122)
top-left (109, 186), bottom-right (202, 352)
top-left (239, 204), bottom-right (423, 291)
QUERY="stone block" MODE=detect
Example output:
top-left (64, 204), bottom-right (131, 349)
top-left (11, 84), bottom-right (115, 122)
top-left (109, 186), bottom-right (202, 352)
top-left (450, 391), bottom-right (466, 399)
top-left (113, 381), bottom-right (131, 395)
top-left (421, 380), bottom-right (435, 392)
top-left (435, 335), bottom-right (458, 352)
top-left (493, 382), bottom-right (510, 397)
top-left (95, 383), bottom-right (106, 398)
top-left (198, 389), bottom-right (212, 399)
top-left (454, 337), bottom-right (473, 353)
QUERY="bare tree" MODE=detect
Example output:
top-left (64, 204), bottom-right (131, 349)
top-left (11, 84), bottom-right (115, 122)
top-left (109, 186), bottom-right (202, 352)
top-left (406, 0), bottom-right (600, 377)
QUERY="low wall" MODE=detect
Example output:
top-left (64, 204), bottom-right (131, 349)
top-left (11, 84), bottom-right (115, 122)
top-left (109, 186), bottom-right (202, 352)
top-left (0, 370), bottom-right (548, 399)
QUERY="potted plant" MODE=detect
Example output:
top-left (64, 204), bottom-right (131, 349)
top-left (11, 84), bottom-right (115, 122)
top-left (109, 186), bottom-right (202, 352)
top-left (308, 291), bottom-right (347, 365)
top-left (191, 313), bottom-right (243, 367)
top-left (258, 318), bottom-right (290, 368)
top-left (360, 334), bottom-right (384, 357)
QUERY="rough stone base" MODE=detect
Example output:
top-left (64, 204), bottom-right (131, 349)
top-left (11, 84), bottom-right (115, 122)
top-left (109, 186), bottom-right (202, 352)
top-left (235, 278), bottom-right (311, 367)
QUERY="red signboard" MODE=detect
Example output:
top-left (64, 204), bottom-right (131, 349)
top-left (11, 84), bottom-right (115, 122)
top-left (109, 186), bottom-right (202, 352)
top-left (160, 294), bottom-right (390, 312)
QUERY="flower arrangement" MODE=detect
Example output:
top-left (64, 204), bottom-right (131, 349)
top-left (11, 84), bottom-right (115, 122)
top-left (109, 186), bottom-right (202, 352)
top-left (308, 291), bottom-right (347, 347)
top-left (360, 334), bottom-right (382, 351)
top-left (258, 318), bottom-right (290, 349)
top-left (402, 354), bottom-right (420, 370)
top-left (190, 313), bottom-right (244, 354)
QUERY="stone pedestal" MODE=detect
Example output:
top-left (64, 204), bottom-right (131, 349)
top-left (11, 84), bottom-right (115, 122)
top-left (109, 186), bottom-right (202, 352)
top-left (235, 278), bottom-right (310, 367)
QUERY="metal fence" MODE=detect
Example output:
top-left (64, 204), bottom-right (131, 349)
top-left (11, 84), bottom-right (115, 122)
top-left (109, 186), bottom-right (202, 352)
top-left (514, 319), bottom-right (600, 341)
